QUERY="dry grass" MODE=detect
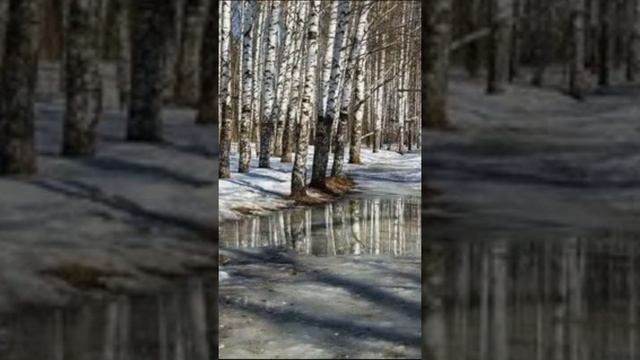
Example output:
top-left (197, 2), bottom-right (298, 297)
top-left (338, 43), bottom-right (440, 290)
top-left (290, 176), bottom-right (357, 206)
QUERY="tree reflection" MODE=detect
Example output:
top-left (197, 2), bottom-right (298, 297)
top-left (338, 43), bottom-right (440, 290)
top-left (220, 197), bottom-right (421, 257)
top-left (0, 279), bottom-right (215, 360)
top-left (424, 237), bottom-right (640, 359)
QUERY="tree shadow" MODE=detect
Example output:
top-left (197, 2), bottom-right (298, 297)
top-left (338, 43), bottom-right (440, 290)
top-left (75, 156), bottom-right (213, 188)
top-left (25, 179), bottom-right (215, 239)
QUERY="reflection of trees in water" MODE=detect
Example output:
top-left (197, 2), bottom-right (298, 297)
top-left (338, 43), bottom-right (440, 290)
top-left (423, 237), bottom-right (640, 359)
top-left (221, 197), bottom-right (421, 256)
top-left (1, 279), bottom-right (214, 360)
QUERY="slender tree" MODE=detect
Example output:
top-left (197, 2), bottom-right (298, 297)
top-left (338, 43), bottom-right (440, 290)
top-left (424, 0), bottom-right (452, 128)
top-left (630, 0), bottom-right (640, 81)
top-left (273, 2), bottom-right (294, 157)
top-left (0, 0), bottom-right (41, 175)
top-left (127, 0), bottom-right (175, 142)
top-left (238, 0), bottom-right (256, 173)
top-left (195, 1), bottom-right (216, 125)
top-left (114, 0), bottom-right (131, 110)
top-left (332, 3), bottom-right (366, 177)
top-left (62, 0), bottom-right (102, 156)
top-left (348, 1), bottom-right (370, 164)
top-left (487, 0), bottom-right (512, 94)
top-left (569, 0), bottom-right (587, 99)
top-left (174, 0), bottom-right (210, 106)
top-left (310, 0), bottom-right (350, 188)
top-left (291, 0), bottom-right (320, 197)
top-left (598, 0), bottom-right (613, 87)
top-left (281, 2), bottom-right (306, 163)
top-left (258, 0), bottom-right (280, 168)
top-left (0, 0), bottom-right (8, 70)
top-left (218, 0), bottom-right (232, 178)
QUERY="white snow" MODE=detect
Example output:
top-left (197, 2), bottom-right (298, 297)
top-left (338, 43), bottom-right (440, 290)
top-left (219, 144), bottom-right (421, 222)
top-left (426, 72), bottom-right (640, 238)
top-left (0, 64), bottom-right (217, 314)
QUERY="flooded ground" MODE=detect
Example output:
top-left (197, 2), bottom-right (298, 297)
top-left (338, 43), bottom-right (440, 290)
top-left (219, 196), bottom-right (421, 359)
top-left (424, 77), bottom-right (640, 359)
top-left (0, 276), bottom-right (217, 360)
top-left (424, 236), bottom-right (640, 360)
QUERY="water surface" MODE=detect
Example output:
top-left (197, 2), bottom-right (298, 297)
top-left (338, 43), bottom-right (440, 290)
top-left (425, 236), bottom-right (640, 360)
top-left (220, 196), bottom-right (421, 257)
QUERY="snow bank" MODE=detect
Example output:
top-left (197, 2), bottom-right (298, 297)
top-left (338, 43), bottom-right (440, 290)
top-left (219, 145), bottom-right (421, 222)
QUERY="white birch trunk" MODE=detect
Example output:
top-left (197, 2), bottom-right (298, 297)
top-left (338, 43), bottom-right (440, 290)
top-left (218, 0), bottom-right (232, 178)
top-left (258, 0), bottom-right (280, 168)
top-left (332, 3), bottom-right (366, 176)
top-left (291, 0), bottom-right (320, 196)
top-left (238, 0), bottom-right (256, 173)
top-left (348, 1), bottom-right (370, 165)
top-left (281, 2), bottom-right (306, 163)
top-left (310, 0), bottom-right (350, 187)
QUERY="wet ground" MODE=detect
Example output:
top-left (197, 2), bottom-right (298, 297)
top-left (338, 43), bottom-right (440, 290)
top-left (424, 77), bottom-right (640, 359)
top-left (0, 276), bottom-right (216, 360)
top-left (219, 196), bottom-right (421, 359)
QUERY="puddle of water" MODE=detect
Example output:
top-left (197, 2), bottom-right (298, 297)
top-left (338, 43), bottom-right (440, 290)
top-left (424, 237), bottom-right (640, 360)
top-left (220, 196), bottom-right (421, 257)
top-left (0, 278), bottom-right (216, 360)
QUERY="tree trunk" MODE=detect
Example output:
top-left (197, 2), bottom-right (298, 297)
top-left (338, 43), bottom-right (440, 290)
top-left (332, 3), bottom-right (365, 177)
top-left (195, 1), bottom-right (215, 125)
top-left (291, 0), bottom-right (320, 197)
top-left (0, 0), bottom-right (41, 175)
top-left (310, 0), bottom-right (349, 188)
top-left (258, 0), bottom-right (280, 168)
top-left (486, 0), bottom-right (512, 94)
top-left (127, 0), bottom-right (174, 142)
top-left (598, 0), bottom-right (612, 87)
top-left (218, 0), bottom-right (232, 178)
top-left (161, 0), bottom-right (183, 104)
top-left (174, 0), bottom-right (209, 106)
top-left (569, 0), bottom-right (587, 99)
top-left (424, 0), bottom-right (452, 128)
top-left (348, 1), bottom-right (369, 165)
top-left (238, 0), bottom-right (256, 173)
top-left (0, 0), bottom-right (9, 70)
top-left (114, 0), bottom-right (131, 110)
top-left (62, 0), bottom-right (102, 156)
top-left (273, 2), bottom-right (293, 157)
top-left (627, 0), bottom-right (640, 81)
top-left (281, 2), bottom-right (306, 163)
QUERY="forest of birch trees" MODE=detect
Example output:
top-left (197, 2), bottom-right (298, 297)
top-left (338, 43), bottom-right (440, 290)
top-left (426, 0), bottom-right (640, 128)
top-left (218, 0), bottom-right (422, 197)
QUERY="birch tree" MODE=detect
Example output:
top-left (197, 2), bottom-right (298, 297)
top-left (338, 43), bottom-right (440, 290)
top-left (348, 1), bottom-right (370, 165)
top-left (487, 0), bottom-right (512, 94)
top-left (569, 0), bottom-right (587, 99)
top-left (218, 0), bottom-right (232, 178)
top-left (0, 0), bottom-right (41, 174)
top-left (0, 0), bottom-right (9, 70)
top-left (127, 0), bottom-right (174, 142)
top-left (62, 0), bottom-right (101, 156)
top-left (281, 3), bottom-right (306, 163)
top-left (291, 0), bottom-right (320, 197)
top-left (425, 0), bottom-right (452, 129)
top-left (238, 0), bottom-right (256, 173)
top-left (332, 3), bottom-right (367, 177)
top-left (258, 0), bottom-right (280, 168)
top-left (195, 1), bottom-right (216, 125)
top-left (310, 0), bottom-right (350, 188)
top-left (174, 0), bottom-right (210, 106)
top-left (114, 0), bottom-right (131, 110)
top-left (273, 2), bottom-right (294, 157)
top-left (630, 0), bottom-right (640, 81)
